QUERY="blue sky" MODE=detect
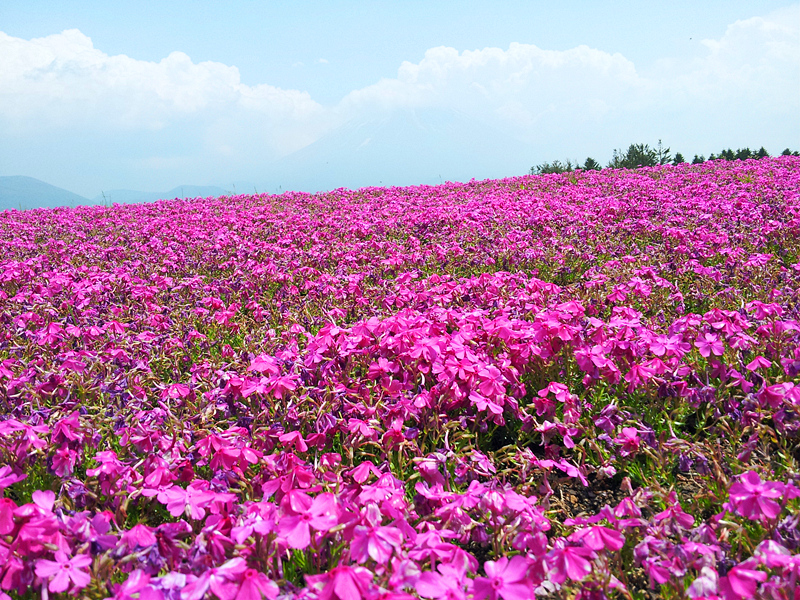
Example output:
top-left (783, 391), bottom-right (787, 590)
top-left (1, 1), bottom-right (798, 197)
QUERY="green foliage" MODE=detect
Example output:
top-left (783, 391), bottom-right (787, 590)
top-left (655, 139), bottom-right (672, 165)
top-left (531, 142), bottom-right (793, 176)
top-left (583, 157), bottom-right (602, 171)
top-left (531, 159), bottom-right (577, 175)
top-left (607, 142), bottom-right (659, 169)
top-left (710, 147), bottom-right (771, 161)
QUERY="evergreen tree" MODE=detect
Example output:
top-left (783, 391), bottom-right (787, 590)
top-left (655, 140), bottom-right (672, 165)
top-left (530, 159), bottom-right (576, 175)
top-left (583, 157), bottom-right (601, 171)
top-left (608, 143), bottom-right (658, 169)
top-left (673, 152), bottom-right (685, 165)
top-left (756, 147), bottom-right (769, 158)
top-left (692, 154), bottom-right (705, 164)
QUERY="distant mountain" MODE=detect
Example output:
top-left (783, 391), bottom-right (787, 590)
top-left (268, 107), bottom-right (533, 193)
top-left (0, 177), bottom-right (231, 211)
top-left (0, 176), bottom-right (91, 211)
top-left (91, 185), bottom-right (229, 205)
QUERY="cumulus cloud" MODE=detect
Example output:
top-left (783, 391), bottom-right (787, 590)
top-left (340, 43), bottom-right (645, 135)
top-left (340, 5), bottom-right (798, 144)
top-left (0, 4), bottom-right (797, 194)
top-left (0, 29), bottom-right (332, 156)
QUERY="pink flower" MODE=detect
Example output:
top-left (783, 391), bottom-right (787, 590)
top-left (278, 431), bottom-right (308, 453)
top-left (654, 494), bottom-right (695, 530)
top-left (547, 544), bottom-right (595, 585)
top-left (695, 333), bottom-right (724, 357)
top-left (120, 524), bottom-right (157, 550)
top-left (570, 526), bottom-right (625, 551)
top-left (686, 566), bottom-right (718, 598)
top-left (35, 551), bottom-right (92, 593)
top-left (718, 564), bottom-right (766, 599)
top-left (614, 427), bottom-right (640, 457)
top-left (278, 490), bottom-right (337, 549)
top-left (477, 365), bottom-right (506, 398)
top-left (745, 356), bottom-right (771, 371)
top-left (32, 489), bottom-right (56, 512)
top-left (232, 569), bottom-right (278, 600)
top-left (308, 565), bottom-right (374, 600)
top-left (473, 556), bottom-right (531, 600)
top-left (0, 466), bottom-right (26, 493)
top-left (470, 391), bottom-right (504, 416)
top-left (0, 497), bottom-right (16, 534)
top-left (163, 481), bottom-right (217, 520)
top-left (112, 570), bottom-right (151, 600)
top-left (416, 563), bottom-right (469, 599)
top-left (726, 471), bottom-right (784, 522)
top-left (351, 524), bottom-right (404, 564)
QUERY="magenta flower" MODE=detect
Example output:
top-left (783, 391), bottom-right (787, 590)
top-left (473, 556), bottom-right (531, 600)
top-left (695, 333), bottom-right (724, 357)
top-left (416, 563), bottom-right (469, 599)
top-left (232, 569), bottom-right (279, 600)
top-left (718, 564), bottom-right (766, 599)
top-left (278, 490), bottom-right (337, 549)
top-left (351, 524), bottom-right (404, 564)
top-left (570, 525), bottom-right (625, 552)
top-left (120, 524), bottom-right (157, 550)
top-left (307, 565), bottom-right (374, 600)
top-left (163, 481), bottom-right (217, 520)
top-left (35, 551), bottom-right (92, 593)
top-left (654, 494), bottom-right (695, 530)
top-left (278, 431), bottom-right (308, 453)
top-left (0, 497), bottom-right (16, 534)
top-left (0, 466), bottom-right (26, 493)
top-left (547, 544), bottom-right (595, 585)
top-left (726, 471), bottom-right (785, 522)
top-left (112, 570), bottom-right (151, 600)
top-left (745, 355), bottom-right (771, 371)
top-left (614, 427), bottom-right (640, 457)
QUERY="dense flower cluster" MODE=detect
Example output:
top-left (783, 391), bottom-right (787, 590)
top-left (1, 157), bottom-right (799, 599)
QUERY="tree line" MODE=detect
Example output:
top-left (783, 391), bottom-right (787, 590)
top-left (531, 141), bottom-right (800, 175)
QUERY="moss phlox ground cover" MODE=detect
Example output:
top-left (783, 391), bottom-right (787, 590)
top-left (1, 158), bottom-right (800, 599)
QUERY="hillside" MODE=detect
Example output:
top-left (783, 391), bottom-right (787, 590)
top-left (0, 176), bottom-right (91, 211)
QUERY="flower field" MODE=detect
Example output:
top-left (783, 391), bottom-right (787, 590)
top-left (1, 157), bottom-right (800, 599)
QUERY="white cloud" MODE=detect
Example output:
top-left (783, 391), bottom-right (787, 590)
top-left (0, 29), bottom-right (331, 156)
top-left (339, 5), bottom-right (798, 145)
top-left (340, 43), bottom-right (646, 137)
top-left (0, 4), bottom-right (797, 195)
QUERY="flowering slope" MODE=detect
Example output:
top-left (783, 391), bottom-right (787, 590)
top-left (1, 157), bottom-right (800, 599)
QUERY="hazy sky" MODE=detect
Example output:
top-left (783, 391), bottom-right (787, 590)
top-left (1, 1), bottom-right (798, 197)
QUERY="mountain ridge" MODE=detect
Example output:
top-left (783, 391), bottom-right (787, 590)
top-left (0, 177), bottom-right (230, 211)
